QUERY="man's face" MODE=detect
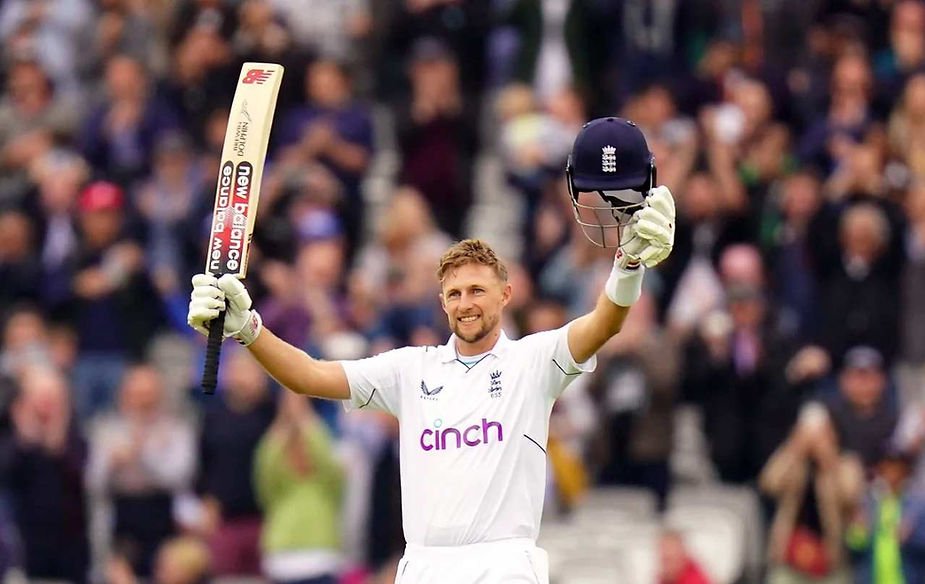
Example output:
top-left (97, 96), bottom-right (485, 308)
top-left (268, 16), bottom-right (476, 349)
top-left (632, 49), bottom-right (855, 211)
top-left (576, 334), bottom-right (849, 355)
top-left (840, 366), bottom-right (886, 411)
top-left (440, 263), bottom-right (511, 345)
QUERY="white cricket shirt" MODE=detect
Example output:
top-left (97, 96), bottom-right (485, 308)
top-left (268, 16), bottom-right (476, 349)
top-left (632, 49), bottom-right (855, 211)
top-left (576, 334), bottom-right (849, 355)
top-left (342, 323), bottom-right (596, 546)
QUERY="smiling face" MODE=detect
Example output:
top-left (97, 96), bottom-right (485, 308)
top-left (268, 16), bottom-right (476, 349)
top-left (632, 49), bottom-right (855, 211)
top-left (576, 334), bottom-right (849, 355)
top-left (440, 262), bottom-right (511, 355)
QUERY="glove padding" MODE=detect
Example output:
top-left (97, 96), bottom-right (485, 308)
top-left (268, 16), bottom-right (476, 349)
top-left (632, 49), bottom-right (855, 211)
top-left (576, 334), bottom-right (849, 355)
top-left (187, 273), bottom-right (262, 345)
top-left (617, 185), bottom-right (676, 269)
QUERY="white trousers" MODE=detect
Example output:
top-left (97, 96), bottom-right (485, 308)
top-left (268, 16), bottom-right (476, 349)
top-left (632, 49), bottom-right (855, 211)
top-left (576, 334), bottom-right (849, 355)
top-left (394, 538), bottom-right (549, 584)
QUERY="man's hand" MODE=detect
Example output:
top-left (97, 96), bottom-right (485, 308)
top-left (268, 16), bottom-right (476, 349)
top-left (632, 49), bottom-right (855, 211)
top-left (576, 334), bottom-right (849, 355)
top-left (187, 274), bottom-right (262, 345)
top-left (617, 186), bottom-right (676, 269)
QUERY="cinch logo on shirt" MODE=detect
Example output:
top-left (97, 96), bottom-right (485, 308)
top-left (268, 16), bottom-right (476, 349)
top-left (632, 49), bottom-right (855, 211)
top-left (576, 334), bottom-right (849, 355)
top-left (419, 418), bottom-right (504, 451)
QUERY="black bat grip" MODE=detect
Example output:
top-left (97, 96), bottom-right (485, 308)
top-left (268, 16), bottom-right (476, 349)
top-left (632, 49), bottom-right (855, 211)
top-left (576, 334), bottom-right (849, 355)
top-left (202, 309), bottom-right (226, 394)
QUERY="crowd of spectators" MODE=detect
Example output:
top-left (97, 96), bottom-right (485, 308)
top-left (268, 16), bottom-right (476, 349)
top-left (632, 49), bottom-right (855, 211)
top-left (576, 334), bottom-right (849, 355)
top-left (1, 0), bottom-right (925, 583)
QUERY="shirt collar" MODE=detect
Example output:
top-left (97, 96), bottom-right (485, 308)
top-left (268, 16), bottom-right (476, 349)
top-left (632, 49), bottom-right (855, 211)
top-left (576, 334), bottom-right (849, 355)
top-left (437, 330), bottom-right (512, 363)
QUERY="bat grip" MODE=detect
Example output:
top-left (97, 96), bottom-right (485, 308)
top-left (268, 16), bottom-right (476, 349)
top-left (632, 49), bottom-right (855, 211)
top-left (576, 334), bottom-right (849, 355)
top-left (201, 309), bottom-right (227, 394)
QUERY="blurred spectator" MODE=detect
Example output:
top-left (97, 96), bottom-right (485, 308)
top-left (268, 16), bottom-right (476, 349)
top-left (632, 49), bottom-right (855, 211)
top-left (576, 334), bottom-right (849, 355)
top-left (682, 279), bottom-right (797, 482)
top-left (233, 1), bottom-right (294, 64)
top-left (87, 0), bottom-right (166, 78)
top-left (495, 82), bottom-right (574, 242)
top-left (275, 57), bottom-right (374, 255)
top-left (193, 348), bottom-right (275, 576)
top-left (378, 0), bottom-right (490, 104)
top-left (611, 0), bottom-right (721, 103)
top-left (353, 186), bottom-right (449, 346)
top-left (625, 83), bottom-right (698, 194)
top-left (151, 536), bottom-right (212, 584)
top-left (798, 52), bottom-right (873, 175)
top-left (79, 54), bottom-right (180, 185)
top-left (492, 0), bottom-right (614, 112)
top-left (364, 414), bottom-right (402, 574)
top-left (87, 364), bottom-right (195, 577)
top-left (0, 211), bottom-right (40, 308)
top-left (0, 306), bottom-right (55, 381)
top-left (658, 529), bottom-right (712, 584)
top-left (538, 223), bottom-right (612, 319)
top-left (823, 142), bottom-right (889, 202)
top-left (107, 534), bottom-right (212, 584)
top-left (901, 183), bottom-right (925, 372)
top-left (765, 170), bottom-right (824, 341)
top-left (167, 0), bottom-right (238, 48)
top-left (682, 37), bottom-right (742, 116)
top-left (395, 37), bottom-right (477, 238)
top-left (52, 181), bottom-right (162, 422)
top-left (336, 404), bottom-right (393, 572)
top-left (0, 58), bottom-right (80, 206)
top-left (888, 74), bottom-right (925, 186)
top-left (0, 375), bottom-right (17, 579)
top-left (0, 0), bottom-right (95, 95)
top-left (522, 189), bottom-right (572, 281)
top-left (28, 149), bottom-right (87, 287)
top-left (253, 158), bottom-right (344, 266)
top-left (3, 367), bottom-right (89, 583)
top-left (662, 172), bottom-right (748, 334)
top-left (701, 77), bottom-right (791, 220)
top-left (134, 131), bottom-right (208, 329)
top-left (760, 403), bottom-right (863, 584)
top-left (296, 236), bottom-right (350, 345)
top-left (257, 257), bottom-right (314, 351)
top-left (718, 243), bottom-right (766, 290)
top-left (255, 392), bottom-right (345, 584)
top-left (587, 293), bottom-right (679, 507)
top-left (874, 1), bottom-right (925, 115)
top-left (846, 447), bottom-right (925, 583)
top-left (824, 346), bottom-right (898, 468)
top-left (159, 24), bottom-right (237, 147)
top-left (817, 203), bottom-right (900, 364)
top-left (267, 0), bottom-right (371, 62)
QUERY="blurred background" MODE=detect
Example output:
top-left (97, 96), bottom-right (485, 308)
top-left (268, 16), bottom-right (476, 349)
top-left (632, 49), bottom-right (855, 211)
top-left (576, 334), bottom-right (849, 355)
top-left (1, 0), bottom-right (925, 583)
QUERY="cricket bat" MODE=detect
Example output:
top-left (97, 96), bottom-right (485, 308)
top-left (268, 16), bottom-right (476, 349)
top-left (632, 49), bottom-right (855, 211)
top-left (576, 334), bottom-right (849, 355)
top-left (201, 62), bottom-right (284, 394)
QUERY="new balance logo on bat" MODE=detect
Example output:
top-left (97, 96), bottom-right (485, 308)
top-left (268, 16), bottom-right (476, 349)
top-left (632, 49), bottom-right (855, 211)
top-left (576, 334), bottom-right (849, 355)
top-left (242, 69), bottom-right (274, 85)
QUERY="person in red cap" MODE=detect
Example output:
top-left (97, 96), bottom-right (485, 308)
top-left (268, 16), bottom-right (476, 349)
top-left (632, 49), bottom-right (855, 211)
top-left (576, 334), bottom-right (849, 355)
top-left (54, 180), bottom-right (162, 422)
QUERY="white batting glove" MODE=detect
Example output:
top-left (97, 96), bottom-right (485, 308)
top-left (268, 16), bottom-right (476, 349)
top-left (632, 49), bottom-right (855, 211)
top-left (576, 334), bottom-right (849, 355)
top-left (618, 185), bottom-right (676, 269)
top-left (187, 274), bottom-right (263, 346)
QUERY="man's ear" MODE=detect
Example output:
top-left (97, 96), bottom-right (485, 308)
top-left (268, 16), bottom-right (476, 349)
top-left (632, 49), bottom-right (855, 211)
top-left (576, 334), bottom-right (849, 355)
top-left (439, 292), bottom-right (447, 313)
top-left (501, 282), bottom-right (513, 307)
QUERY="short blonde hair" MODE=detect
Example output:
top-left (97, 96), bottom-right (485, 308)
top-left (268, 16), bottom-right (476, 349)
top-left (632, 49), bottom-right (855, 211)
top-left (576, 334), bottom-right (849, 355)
top-left (437, 239), bottom-right (509, 283)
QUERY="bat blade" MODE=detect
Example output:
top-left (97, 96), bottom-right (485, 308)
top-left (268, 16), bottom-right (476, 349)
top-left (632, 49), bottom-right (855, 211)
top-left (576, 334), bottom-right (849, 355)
top-left (201, 62), bottom-right (284, 394)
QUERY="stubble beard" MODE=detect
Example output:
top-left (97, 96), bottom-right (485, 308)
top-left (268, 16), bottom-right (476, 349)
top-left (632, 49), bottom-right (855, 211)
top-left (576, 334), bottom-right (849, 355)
top-left (452, 312), bottom-right (498, 345)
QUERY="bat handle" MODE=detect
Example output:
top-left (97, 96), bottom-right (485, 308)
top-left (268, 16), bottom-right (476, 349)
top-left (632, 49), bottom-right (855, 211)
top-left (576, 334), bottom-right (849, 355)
top-left (201, 309), bottom-right (227, 394)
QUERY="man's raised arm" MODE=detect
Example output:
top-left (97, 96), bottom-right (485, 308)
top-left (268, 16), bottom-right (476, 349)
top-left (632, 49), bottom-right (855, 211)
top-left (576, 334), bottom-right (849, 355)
top-left (568, 186), bottom-right (675, 363)
top-left (188, 274), bottom-right (350, 400)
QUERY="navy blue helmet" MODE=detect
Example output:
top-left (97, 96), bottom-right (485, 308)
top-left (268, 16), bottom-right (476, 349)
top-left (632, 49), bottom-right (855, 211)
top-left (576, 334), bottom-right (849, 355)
top-left (565, 117), bottom-right (656, 247)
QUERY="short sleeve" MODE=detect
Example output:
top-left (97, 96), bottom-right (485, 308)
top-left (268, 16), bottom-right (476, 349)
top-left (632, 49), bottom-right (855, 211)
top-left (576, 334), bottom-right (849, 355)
top-left (341, 346), bottom-right (418, 415)
top-left (525, 323), bottom-right (597, 400)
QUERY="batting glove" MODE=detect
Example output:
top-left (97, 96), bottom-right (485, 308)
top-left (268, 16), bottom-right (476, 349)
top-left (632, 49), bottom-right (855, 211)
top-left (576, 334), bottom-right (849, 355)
top-left (617, 185), bottom-right (676, 269)
top-left (188, 274), bottom-right (263, 346)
